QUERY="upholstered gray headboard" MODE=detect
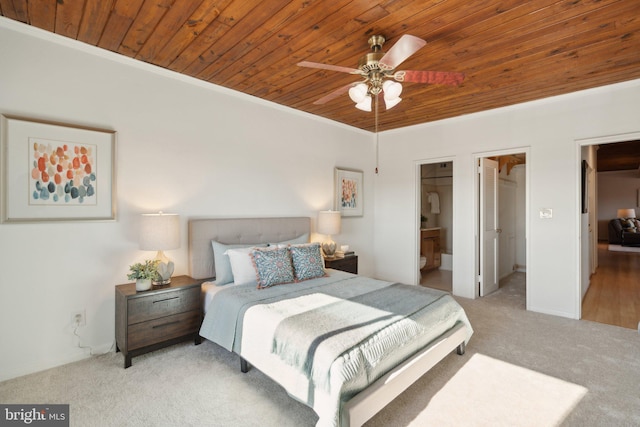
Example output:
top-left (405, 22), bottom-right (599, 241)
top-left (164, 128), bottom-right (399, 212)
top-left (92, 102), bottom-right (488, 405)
top-left (188, 217), bottom-right (311, 280)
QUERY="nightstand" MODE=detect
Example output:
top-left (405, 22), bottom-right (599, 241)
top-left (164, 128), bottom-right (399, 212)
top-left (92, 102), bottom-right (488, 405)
top-left (115, 275), bottom-right (204, 368)
top-left (325, 255), bottom-right (358, 274)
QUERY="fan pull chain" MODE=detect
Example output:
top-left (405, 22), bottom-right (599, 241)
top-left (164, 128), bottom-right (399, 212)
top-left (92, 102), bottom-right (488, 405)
top-left (375, 93), bottom-right (379, 174)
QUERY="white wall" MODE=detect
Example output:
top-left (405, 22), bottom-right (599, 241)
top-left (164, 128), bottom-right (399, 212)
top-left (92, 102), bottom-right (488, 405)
top-left (374, 78), bottom-right (640, 319)
top-left (0, 19), bottom-right (375, 380)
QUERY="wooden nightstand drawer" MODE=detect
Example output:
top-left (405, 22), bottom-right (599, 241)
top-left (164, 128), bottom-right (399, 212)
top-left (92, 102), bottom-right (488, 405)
top-left (127, 286), bottom-right (200, 325)
top-left (115, 276), bottom-right (204, 368)
top-left (128, 310), bottom-right (201, 350)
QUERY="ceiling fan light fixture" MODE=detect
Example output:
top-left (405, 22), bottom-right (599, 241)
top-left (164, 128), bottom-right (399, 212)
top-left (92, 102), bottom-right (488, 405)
top-left (299, 33), bottom-right (462, 119)
top-left (348, 83), bottom-right (368, 103)
top-left (355, 95), bottom-right (372, 111)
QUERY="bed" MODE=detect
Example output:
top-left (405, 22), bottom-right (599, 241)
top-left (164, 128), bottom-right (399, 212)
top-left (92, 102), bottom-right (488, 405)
top-left (189, 217), bottom-right (473, 427)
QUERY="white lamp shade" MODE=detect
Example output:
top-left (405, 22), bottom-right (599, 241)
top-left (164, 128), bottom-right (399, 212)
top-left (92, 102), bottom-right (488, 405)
top-left (318, 210), bottom-right (341, 235)
top-left (617, 208), bottom-right (637, 218)
top-left (383, 80), bottom-right (403, 98)
top-left (349, 83), bottom-right (368, 103)
top-left (139, 213), bottom-right (180, 250)
top-left (384, 96), bottom-right (402, 110)
top-left (355, 95), bottom-right (372, 112)
top-left (383, 80), bottom-right (402, 110)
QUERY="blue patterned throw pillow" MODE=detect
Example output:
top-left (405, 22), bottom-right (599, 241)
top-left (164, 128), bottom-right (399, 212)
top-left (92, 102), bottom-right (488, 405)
top-left (290, 243), bottom-right (327, 281)
top-left (251, 247), bottom-right (295, 288)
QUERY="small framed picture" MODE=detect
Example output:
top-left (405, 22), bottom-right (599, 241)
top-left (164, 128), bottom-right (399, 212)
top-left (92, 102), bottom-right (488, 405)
top-left (334, 167), bottom-right (363, 217)
top-left (1, 115), bottom-right (116, 222)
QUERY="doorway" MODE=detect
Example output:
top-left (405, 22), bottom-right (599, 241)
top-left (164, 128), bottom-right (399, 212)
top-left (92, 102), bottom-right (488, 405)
top-left (477, 151), bottom-right (528, 305)
top-left (419, 161), bottom-right (453, 292)
top-left (578, 134), bottom-right (640, 328)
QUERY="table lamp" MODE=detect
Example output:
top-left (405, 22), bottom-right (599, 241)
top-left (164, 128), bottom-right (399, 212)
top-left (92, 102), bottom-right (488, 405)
top-left (617, 209), bottom-right (636, 218)
top-left (318, 210), bottom-right (341, 258)
top-left (139, 212), bottom-right (180, 285)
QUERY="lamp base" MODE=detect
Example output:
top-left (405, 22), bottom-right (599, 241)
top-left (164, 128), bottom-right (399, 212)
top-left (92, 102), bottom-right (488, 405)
top-left (152, 277), bottom-right (172, 286)
top-left (322, 240), bottom-right (337, 258)
top-left (154, 258), bottom-right (174, 286)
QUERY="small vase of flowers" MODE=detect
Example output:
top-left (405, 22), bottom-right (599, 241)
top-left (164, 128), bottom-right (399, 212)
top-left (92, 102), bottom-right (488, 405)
top-left (127, 259), bottom-right (160, 291)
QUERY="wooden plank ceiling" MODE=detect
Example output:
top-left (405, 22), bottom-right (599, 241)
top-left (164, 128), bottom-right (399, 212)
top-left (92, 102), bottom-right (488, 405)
top-left (1, 0), bottom-right (639, 134)
top-left (597, 140), bottom-right (640, 172)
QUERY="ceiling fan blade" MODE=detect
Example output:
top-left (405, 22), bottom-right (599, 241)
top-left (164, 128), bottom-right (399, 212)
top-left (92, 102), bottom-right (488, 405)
top-left (312, 83), bottom-right (356, 105)
top-left (297, 61), bottom-right (360, 74)
top-left (394, 70), bottom-right (465, 85)
top-left (378, 35), bottom-right (427, 70)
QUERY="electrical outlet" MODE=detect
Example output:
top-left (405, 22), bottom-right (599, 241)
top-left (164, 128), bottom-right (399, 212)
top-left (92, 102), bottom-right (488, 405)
top-left (72, 310), bottom-right (86, 327)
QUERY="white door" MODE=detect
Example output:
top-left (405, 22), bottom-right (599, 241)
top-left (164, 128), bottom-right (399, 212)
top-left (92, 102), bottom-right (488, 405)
top-left (480, 158), bottom-right (500, 296)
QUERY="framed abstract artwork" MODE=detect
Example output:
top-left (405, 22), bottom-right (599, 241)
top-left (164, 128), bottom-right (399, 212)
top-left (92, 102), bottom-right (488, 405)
top-left (1, 115), bottom-right (116, 223)
top-left (334, 167), bottom-right (363, 217)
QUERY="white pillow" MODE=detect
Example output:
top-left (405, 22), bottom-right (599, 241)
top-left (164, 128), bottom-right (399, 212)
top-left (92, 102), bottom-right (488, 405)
top-left (211, 241), bottom-right (266, 285)
top-left (225, 247), bottom-right (259, 285)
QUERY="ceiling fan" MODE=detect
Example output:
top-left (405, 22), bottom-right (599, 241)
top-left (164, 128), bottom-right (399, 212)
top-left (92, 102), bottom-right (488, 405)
top-left (298, 34), bottom-right (465, 111)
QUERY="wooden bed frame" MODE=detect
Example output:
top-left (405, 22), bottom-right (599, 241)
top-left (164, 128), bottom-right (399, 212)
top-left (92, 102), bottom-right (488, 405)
top-left (189, 217), bottom-right (466, 427)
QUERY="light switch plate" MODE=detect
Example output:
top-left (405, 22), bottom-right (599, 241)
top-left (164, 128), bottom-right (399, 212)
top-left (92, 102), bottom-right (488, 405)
top-left (539, 208), bottom-right (553, 219)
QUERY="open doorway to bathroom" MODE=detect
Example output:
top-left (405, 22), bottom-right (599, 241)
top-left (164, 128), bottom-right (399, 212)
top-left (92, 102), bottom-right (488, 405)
top-left (420, 162), bottom-right (453, 292)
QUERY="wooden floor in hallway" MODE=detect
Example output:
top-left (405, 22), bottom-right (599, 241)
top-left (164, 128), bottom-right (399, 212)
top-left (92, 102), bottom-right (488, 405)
top-left (582, 243), bottom-right (640, 330)
top-left (420, 243), bottom-right (639, 331)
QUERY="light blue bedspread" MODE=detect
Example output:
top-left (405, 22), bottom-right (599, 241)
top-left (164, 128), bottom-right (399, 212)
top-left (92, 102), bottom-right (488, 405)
top-left (200, 270), bottom-right (473, 427)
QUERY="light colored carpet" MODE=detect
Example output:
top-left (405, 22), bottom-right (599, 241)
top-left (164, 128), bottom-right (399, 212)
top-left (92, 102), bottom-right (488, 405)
top-left (400, 353), bottom-right (587, 427)
top-left (2, 273), bottom-right (639, 426)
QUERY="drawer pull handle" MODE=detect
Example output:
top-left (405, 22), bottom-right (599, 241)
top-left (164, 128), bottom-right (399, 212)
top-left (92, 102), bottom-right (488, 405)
top-left (153, 321), bottom-right (180, 329)
top-left (153, 296), bottom-right (179, 304)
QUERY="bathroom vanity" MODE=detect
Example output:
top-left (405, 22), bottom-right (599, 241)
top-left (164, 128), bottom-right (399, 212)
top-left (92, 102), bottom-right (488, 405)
top-left (420, 227), bottom-right (441, 271)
